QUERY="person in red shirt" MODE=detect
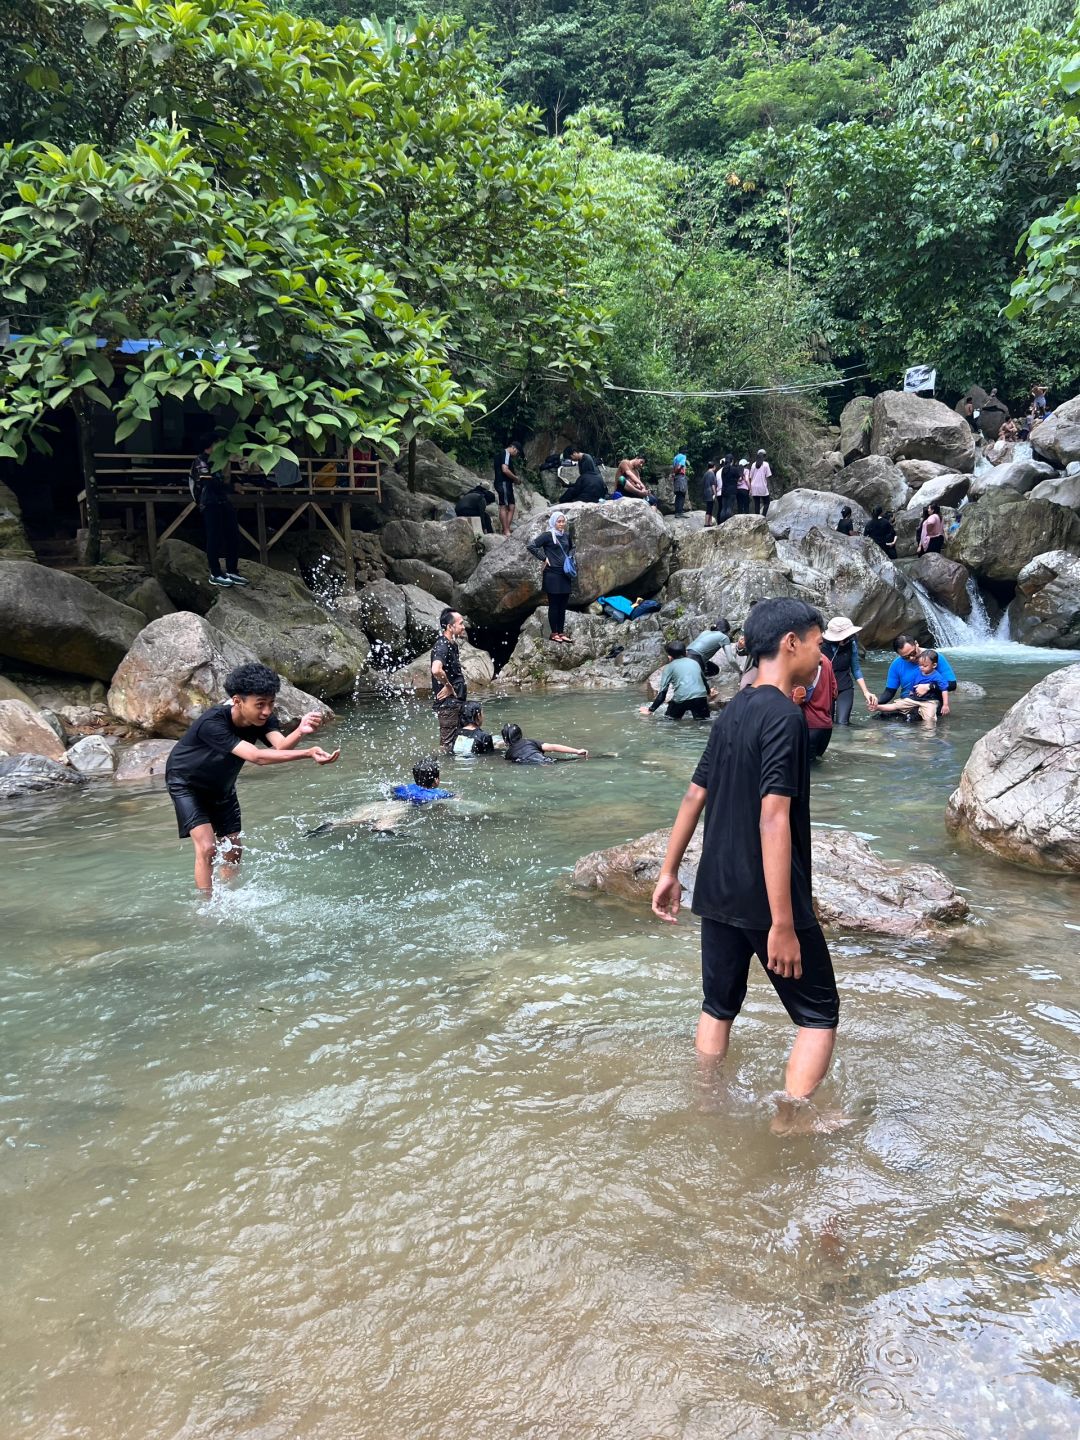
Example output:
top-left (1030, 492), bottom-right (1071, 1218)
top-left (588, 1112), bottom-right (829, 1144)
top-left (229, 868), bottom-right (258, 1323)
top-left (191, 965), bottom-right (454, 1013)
top-left (793, 651), bottom-right (838, 760)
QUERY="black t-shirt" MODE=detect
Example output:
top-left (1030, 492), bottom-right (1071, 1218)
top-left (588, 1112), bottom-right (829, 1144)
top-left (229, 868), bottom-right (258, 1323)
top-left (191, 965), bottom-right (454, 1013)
top-left (506, 737), bottom-right (550, 764)
top-left (495, 449), bottom-right (516, 486)
top-left (430, 634), bottom-right (465, 707)
top-left (165, 703), bottom-right (280, 794)
top-left (690, 685), bottom-right (814, 930)
top-left (720, 462), bottom-right (742, 494)
top-left (865, 516), bottom-right (895, 548)
top-left (456, 486), bottom-right (496, 516)
top-left (837, 516), bottom-right (855, 535)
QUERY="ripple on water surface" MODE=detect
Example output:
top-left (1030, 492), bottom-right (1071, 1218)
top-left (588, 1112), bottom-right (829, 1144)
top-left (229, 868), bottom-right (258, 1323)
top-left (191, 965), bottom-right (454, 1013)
top-left (2, 668), bottom-right (1079, 1438)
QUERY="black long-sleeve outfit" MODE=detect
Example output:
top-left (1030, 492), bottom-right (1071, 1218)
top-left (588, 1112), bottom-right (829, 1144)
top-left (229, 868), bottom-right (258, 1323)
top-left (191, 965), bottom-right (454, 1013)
top-left (527, 529), bottom-right (575, 635)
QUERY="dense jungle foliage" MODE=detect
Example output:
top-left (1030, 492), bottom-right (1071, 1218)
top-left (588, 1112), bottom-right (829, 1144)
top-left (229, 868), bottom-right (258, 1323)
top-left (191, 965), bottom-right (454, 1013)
top-left (2, 0), bottom-right (1079, 485)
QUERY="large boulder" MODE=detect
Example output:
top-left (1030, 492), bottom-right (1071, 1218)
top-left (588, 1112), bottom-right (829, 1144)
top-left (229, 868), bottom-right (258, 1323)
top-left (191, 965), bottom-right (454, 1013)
top-left (946, 662), bottom-right (1080, 871)
top-left (832, 455), bottom-right (911, 514)
top-left (905, 472), bottom-right (971, 512)
top-left (775, 527), bottom-right (927, 645)
top-left (107, 612), bottom-right (331, 738)
top-left (870, 391), bottom-right (977, 473)
top-left (348, 579), bottom-right (448, 666)
top-left (0, 560), bottom-right (145, 681)
top-left (385, 557), bottom-right (455, 603)
top-left (400, 584), bottom-right (448, 654)
top-left (903, 553), bottom-right (972, 617)
top-left (896, 459), bottom-right (950, 490)
top-left (803, 451), bottom-right (844, 490)
top-left (946, 490), bottom-right (1080, 582)
top-left (528, 501), bottom-right (672, 604)
top-left (206, 565), bottom-right (372, 699)
top-left (397, 438), bottom-right (490, 503)
top-left (570, 825), bottom-right (968, 938)
top-left (968, 457), bottom-right (1057, 500)
top-left (154, 538), bottom-right (220, 614)
top-left (671, 513), bottom-right (778, 573)
top-left (0, 699), bottom-right (67, 762)
top-left (379, 517), bottom-right (481, 582)
top-left (454, 540), bottom-right (541, 627)
top-left (1006, 551), bottom-right (1080, 648)
top-left (1028, 473), bottom-right (1080, 512)
top-left (501, 609), bottom-right (669, 688)
top-left (65, 734), bottom-right (117, 775)
top-left (384, 638), bottom-right (496, 696)
top-left (767, 489), bottom-right (870, 542)
top-left (0, 754), bottom-right (87, 800)
top-left (114, 738), bottom-right (176, 782)
top-left (666, 562), bottom-right (803, 624)
top-left (1029, 394), bottom-right (1080, 467)
top-left (838, 395), bottom-right (874, 464)
top-left (0, 481), bottom-right (33, 557)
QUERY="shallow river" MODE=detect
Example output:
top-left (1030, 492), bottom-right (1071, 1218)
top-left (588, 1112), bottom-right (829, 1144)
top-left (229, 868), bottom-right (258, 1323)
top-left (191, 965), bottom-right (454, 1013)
top-left (2, 645), bottom-right (1079, 1439)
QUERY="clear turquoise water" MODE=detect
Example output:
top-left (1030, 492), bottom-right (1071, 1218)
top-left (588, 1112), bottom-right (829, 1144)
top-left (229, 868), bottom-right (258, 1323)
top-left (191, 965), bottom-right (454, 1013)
top-left (2, 648), bottom-right (1078, 1439)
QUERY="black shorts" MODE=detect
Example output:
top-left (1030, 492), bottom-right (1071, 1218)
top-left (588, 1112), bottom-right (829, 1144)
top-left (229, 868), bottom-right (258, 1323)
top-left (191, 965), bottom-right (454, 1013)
top-left (700, 918), bottom-right (839, 1029)
top-left (667, 696), bottom-right (711, 720)
top-left (495, 477), bottom-right (515, 507)
top-left (167, 780), bottom-right (242, 839)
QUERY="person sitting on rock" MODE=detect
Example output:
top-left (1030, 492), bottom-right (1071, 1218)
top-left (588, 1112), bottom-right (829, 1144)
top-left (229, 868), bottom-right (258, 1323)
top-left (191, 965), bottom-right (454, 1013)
top-left (688, 619), bottom-right (733, 681)
top-left (640, 642), bottom-right (713, 720)
top-left (166, 662), bottom-right (338, 892)
top-left (501, 722), bottom-right (589, 764)
top-left (455, 484), bottom-right (497, 533)
top-left (559, 452), bottom-right (607, 504)
top-left (615, 456), bottom-right (656, 505)
top-left (452, 701), bottom-right (501, 756)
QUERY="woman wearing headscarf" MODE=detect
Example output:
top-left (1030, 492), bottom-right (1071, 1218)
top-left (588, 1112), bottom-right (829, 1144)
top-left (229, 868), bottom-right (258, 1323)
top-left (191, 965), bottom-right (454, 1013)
top-left (526, 511), bottom-right (576, 643)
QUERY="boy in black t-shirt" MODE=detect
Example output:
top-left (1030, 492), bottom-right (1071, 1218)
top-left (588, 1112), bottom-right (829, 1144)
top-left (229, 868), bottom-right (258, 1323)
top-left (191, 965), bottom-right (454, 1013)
top-left (165, 662), bottom-right (339, 893)
top-left (651, 598), bottom-right (840, 1108)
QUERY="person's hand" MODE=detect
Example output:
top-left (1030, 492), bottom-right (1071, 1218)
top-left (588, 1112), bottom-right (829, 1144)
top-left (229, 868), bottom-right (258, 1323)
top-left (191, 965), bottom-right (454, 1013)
top-left (438, 684), bottom-right (453, 701)
top-left (766, 923), bottom-right (802, 979)
top-left (577, 748), bottom-right (589, 758)
top-left (941, 701), bottom-right (950, 716)
top-left (298, 710), bottom-right (324, 736)
top-left (638, 704), bottom-right (652, 715)
top-left (866, 693), bottom-right (878, 710)
top-left (311, 747), bottom-right (340, 765)
top-left (913, 683), bottom-right (929, 696)
top-left (791, 685), bottom-right (807, 705)
top-left (651, 872), bottom-right (681, 924)
top-left (707, 688), bottom-right (717, 699)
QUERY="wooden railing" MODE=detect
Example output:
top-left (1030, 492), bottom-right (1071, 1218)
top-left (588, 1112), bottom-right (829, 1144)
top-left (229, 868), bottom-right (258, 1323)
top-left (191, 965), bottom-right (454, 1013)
top-left (93, 449), bottom-right (381, 494)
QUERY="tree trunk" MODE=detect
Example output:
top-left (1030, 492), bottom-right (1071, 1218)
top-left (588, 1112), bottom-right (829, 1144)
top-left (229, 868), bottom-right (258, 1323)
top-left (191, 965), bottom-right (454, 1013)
top-left (74, 395), bottom-right (101, 564)
top-left (407, 435), bottom-right (417, 493)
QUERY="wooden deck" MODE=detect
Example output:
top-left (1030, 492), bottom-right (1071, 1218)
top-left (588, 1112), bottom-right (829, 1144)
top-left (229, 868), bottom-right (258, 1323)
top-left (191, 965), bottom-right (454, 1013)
top-left (80, 452), bottom-right (382, 586)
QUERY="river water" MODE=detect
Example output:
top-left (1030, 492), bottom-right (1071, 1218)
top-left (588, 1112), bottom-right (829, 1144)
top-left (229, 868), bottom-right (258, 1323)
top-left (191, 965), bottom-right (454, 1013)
top-left (2, 647), bottom-right (1079, 1439)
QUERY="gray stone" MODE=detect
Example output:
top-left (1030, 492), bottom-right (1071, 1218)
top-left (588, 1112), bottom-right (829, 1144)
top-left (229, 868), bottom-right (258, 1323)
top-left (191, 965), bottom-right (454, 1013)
top-left (1029, 393), bottom-right (1080, 467)
top-left (870, 391), bottom-right (977, 473)
top-left (0, 699), bottom-right (67, 761)
top-left (1006, 551), bottom-right (1080, 648)
top-left (671, 514), bottom-right (777, 573)
top-left (838, 395), bottom-right (874, 464)
top-left (0, 560), bottom-right (145, 681)
top-left (154, 538), bottom-right (220, 614)
top-left (501, 609), bottom-right (669, 688)
top-left (968, 458), bottom-right (1057, 500)
top-left (379, 517), bottom-right (481, 582)
top-left (114, 738), bottom-right (176, 782)
top-left (803, 451), bottom-right (844, 489)
top-left (107, 612), bottom-right (331, 738)
top-left (0, 481), bottom-right (32, 557)
top-left (206, 563), bottom-right (372, 699)
top-left (905, 472), bottom-right (971, 512)
top-left (946, 662), bottom-right (1080, 871)
top-left (65, 735), bottom-right (117, 774)
top-left (767, 489), bottom-right (870, 542)
top-left (946, 490), bottom-right (1080, 582)
top-left (570, 824), bottom-right (968, 938)
top-left (775, 528), bottom-right (927, 646)
top-left (0, 754), bottom-right (87, 800)
top-left (386, 557), bottom-right (455, 603)
top-left (903, 553), bottom-right (972, 617)
top-left (1028, 474), bottom-right (1080, 512)
top-left (833, 454), bottom-right (910, 514)
top-left (896, 459), bottom-right (951, 489)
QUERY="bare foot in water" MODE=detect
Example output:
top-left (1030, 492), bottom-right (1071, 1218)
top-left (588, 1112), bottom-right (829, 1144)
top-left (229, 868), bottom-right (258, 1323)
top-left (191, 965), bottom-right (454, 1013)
top-left (770, 1096), bottom-right (856, 1136)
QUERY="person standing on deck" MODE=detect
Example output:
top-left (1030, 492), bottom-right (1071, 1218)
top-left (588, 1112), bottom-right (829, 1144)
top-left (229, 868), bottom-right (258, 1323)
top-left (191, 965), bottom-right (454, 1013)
top-left (190, 443), bottom-right (249, 590)
top-left (650, 598), bottom-right (840, 1116)
top-left (431, 608), bottom-right (468, 752)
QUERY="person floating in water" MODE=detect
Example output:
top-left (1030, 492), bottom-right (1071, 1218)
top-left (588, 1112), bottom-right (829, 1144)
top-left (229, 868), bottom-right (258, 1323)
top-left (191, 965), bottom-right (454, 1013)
top-left (650, 598), bottom-right (840, 1117)
top-left (165, 662), bottom-right (339, 892)
top-left (501, 722), bottom-right (589, 764)
top-left (308, 755), bottom-right (454, 836)
top-left (640, 642), bottom-right (713, 720)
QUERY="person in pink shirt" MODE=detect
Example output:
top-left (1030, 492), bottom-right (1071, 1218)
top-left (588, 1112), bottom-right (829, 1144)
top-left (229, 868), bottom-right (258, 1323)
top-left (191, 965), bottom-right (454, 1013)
top-left (917, 502), bottom-right (945, 554)
top-left (748, 449), bottom-right (773, 516)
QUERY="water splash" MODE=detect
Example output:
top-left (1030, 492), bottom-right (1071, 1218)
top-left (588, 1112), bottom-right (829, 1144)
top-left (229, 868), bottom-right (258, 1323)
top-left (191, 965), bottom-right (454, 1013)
top-left (910, 577), bottom-right (1000, 649)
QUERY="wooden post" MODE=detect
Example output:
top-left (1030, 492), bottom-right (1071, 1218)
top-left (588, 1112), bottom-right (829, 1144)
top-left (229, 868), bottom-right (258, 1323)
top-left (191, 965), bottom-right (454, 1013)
top-left (340, 499), bottom-right (354, 589)
top-left (256, 495), bottom-right (269, 566)
top-left (73, 395), bottom-right (101, 564)
top-left (144, 499), bottom-right (157, 560)
top-left (407, 435), bottom-right (417, 493)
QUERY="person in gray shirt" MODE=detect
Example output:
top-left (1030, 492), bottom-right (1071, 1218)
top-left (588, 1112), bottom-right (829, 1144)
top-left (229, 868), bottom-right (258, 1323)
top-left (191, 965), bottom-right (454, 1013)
top-left (688, 617), bottom-right (733, 679)
top-left (640, 643), bottom-right (713, 720)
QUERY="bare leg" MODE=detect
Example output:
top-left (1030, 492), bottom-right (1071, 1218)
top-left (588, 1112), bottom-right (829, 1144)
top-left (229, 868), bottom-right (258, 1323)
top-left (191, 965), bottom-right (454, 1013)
top-left (217, 832), bottom-right (243, 886)
top-left (783, 1026), bottom-right (835, 1098)
top-left (189, 823), bottom-right (218, 894)
top-left (695, 1011), bottom-right (733, 1058)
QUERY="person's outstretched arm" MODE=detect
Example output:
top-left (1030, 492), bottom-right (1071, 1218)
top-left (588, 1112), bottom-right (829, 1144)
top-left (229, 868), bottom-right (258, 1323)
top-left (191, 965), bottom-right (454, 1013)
top-left (267, 711), bottom-right (327, 750)
top-left (540, 743), bottom-right (588, 757)
top-left (232, 740), bottom-right (339, 766)
top-left (651, 783), bottom-right (707, 923)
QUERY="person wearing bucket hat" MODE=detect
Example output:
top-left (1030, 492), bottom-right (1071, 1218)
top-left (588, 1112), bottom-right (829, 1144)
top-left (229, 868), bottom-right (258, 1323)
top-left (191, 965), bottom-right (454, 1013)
top-left (820, 617), bottom-right (873, 726)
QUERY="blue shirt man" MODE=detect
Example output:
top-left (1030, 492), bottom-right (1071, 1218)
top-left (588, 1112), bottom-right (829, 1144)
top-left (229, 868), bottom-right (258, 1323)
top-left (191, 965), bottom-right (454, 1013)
top-left (878, 637), bottom-right (957, 706)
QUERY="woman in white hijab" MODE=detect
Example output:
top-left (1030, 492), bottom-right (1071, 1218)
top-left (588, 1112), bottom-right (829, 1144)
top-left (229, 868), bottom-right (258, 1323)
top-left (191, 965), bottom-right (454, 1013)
top-left (526, 511), bottom-right (576, 643)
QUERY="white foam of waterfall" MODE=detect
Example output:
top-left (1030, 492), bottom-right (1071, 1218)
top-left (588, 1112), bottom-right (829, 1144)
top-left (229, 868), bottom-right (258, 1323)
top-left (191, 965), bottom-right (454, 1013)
top-left (910, 576), bottom-right (1005, 648)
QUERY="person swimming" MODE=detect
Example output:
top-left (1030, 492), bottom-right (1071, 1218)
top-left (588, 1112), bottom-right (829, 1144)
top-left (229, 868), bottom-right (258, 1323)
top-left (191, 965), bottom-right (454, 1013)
top-left (308, 756), bottom-right (454, 835)
top-left (500, 723), bottom-right (589, 764)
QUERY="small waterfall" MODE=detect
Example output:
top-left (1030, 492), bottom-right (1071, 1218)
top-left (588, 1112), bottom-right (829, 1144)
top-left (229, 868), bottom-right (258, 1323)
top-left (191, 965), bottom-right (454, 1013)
top-left (910, 576), bottom-right (1006, 648)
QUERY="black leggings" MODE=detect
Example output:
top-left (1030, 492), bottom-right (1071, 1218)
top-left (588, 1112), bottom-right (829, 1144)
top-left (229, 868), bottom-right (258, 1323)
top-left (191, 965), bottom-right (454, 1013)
top-left (546, 589), bottom-right (568, 635)
top-left (833, 686), bottom-right (854, 726)
top-left (666, 696), bottom-right (710, 720)
top-left (808, 726), bottom-right (832, 759)
top-left (203, 502), bottom-right (239, 577)
top-left (751, 495), bottom-right (771, 516)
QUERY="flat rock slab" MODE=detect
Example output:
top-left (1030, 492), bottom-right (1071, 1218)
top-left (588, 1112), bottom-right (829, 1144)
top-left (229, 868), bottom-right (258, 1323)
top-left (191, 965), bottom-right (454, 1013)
top-left (570, 825), bottom-right (969, 939)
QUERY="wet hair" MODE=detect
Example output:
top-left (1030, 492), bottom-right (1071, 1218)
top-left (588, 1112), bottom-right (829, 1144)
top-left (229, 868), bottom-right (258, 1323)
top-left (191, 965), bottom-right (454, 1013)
top-left (840, 505), bottom-right (852, 518)
top-left (919, 648), bottom-right (939, 667)
top-left (439, 607), bottom-right (459, 632)
top-left (743, 598), bottom-right (824, 663)
top-left (893, 634), bottom-right (916, 653)
top-left (665, 641), bottom-right (687, 658)
top-left (716, 616), bottom-right (731, 633)
top-left (460, 700), bottom-right (483, 726)
top-left (412, 754), bottom-right (441, 787)
top-left (501, 723), bottom-right (522, 745)
top-left (224, 662), bottom-right (281, 698)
